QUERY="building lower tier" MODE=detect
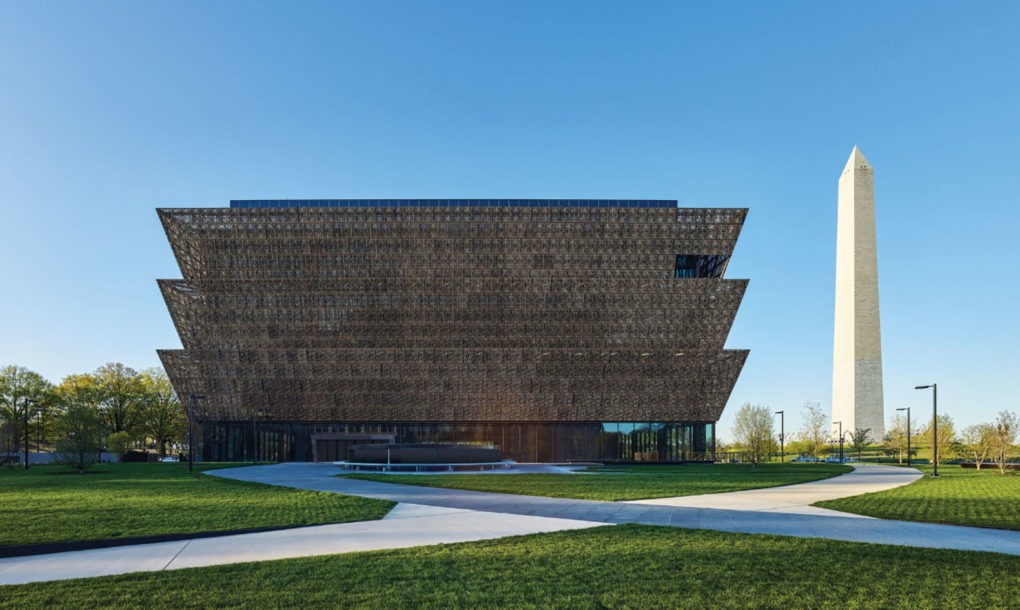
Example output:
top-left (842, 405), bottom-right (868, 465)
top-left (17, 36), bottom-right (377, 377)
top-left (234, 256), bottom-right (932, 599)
top-left (198, 421), bottom-right (716, 463)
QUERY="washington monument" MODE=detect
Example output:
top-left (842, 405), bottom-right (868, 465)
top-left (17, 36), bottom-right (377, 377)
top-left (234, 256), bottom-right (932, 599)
top-left (832, 146), bottom-right (885, 440)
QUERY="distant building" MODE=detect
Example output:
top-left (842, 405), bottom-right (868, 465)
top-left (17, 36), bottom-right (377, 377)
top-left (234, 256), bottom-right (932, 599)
top-left (158, 199), bottom-right (748, 462)
top-left (832, 148), bottom-right (885, 440)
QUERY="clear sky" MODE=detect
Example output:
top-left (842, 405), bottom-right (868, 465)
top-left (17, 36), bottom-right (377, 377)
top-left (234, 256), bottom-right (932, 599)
top-left (1, 1), bottom-right (1017, 441)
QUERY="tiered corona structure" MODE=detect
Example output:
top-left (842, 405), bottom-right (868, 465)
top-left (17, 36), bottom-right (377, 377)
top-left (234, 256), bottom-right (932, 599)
top-left (158, 200), bottom-right (748, 462)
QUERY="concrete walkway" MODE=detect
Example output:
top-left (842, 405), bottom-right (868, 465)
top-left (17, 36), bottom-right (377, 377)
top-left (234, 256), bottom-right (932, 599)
top-left (211, 463), bottom-right (1020, 556)
top-left (626, 463), bottom-right (922, 517)
top-left (0, 503), bottom-right (602, 585)
top-left (4, 463), bottom-right (1020, 586)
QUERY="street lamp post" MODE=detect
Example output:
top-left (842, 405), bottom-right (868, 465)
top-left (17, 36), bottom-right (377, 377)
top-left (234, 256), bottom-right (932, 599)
top-left (897, 407), bottom-right (911, 467)
top-left (188, 395), bottom-right (204, 473)
top-left (775, 410), bottom-right (785, 462)
top-left (833, 420), bottom-right (843, 463)
top-left (23, 398), bottom-right (37, 470)
top-left (915, 384), bottom-right (938, 477)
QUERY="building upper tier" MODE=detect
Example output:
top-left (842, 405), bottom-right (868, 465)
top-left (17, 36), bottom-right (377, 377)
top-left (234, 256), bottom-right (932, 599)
top-left (229, 199), bottom-right (678, 209)
top-left (158, 205), bottom-right (747, 283)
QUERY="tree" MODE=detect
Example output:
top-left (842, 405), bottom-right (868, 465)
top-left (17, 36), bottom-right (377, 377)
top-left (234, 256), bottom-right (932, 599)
top-left (0, 365), bottom-right (53, 460)
top-left (989, 411), bottom-right (1019, 475)
top-left (785, 438), bottom-right (812, 458)
top-left (960, 423), bottom-right (996, 470)
top-left (920, 414), bottom-right (955, 465)
top-left (94, 363), bottom-right (144, 435)
top-left (138, 368), bottom-right (183, 458)
top-left (849, 427), bottom-right (873, 462)
top-left (52, 373), bottom-right (106, 473)
top-left (884, 414), bottom-right (914, 464)
top-left (54, 402), bottom-right (103, 473)
top-left (732, 403), bottom-right (774, 466)
top-left (31, 392), bottom-right (62, 453)
top-left (799, 401), bottom-right (828, 459)
top-left (53, 374), bottom-right (104, 427)
top-left (107, 431), bottom-right (133, 459)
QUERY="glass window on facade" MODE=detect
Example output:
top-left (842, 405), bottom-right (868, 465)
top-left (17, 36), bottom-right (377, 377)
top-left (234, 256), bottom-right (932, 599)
top-left (674, 254), bottom-right (729, 279)
top-left (199, 421), bottom-right (717, 464)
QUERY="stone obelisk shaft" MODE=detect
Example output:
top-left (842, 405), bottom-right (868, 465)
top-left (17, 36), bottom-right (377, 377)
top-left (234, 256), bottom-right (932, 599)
top-left (832, 146), bottom-right (885, 440)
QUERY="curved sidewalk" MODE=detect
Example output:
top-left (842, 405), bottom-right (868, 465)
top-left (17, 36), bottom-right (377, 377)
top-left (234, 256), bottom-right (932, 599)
top-left (4, 463), bottom-right (1019, 586)
top-left (626, 463), bottom-right (922, 517)
top-left (212, 462), bottom-right (1020, 556)
top-left (0, 504), bottom-right (602, 585)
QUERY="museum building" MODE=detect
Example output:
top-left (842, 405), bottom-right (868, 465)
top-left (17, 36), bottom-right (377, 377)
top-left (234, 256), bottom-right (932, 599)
top-left (157, 199), bottom-right (748, 462)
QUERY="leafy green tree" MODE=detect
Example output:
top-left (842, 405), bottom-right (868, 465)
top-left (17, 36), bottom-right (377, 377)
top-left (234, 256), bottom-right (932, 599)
top-left (138, 368), bottom-right (183, 458)
top-left (732, 403), bottom-right (774, 466)
top-left (54, 402), bottom-right (103, 473)
top-left (107, 430), bottom-right (133, 459)
top-left (883, 414), bottom-right (914, 464)
top-left (785, 438), bottom-right (812, 458)
top-left (52, 373), bottom-right (106, 472)
top-left (990, 411), bottom-right (1019, 475)
top-left (849, 427), bottom-right (873, 462)
top-left (0, 365), bottom-right (53, 460)
top-left (94, 363), bottom-right (144, 435)
top-left (32, 393), bottom-right (63, 453)
top-left (53, 374), bottom-right (104, 420)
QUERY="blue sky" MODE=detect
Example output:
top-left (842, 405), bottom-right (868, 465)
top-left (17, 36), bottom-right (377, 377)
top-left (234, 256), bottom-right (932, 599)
top-left (1, 1), bottom-right (1017, 440)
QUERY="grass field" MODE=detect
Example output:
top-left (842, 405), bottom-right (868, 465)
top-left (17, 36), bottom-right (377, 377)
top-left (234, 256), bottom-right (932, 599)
top-left (0, 463), bottom-right (393, 548)
top-left (345, 462), bottom-right (851, 501)
top-left (2, 524), bottom-right (1018, 608)
top-left (816, 464), bottom-right (1020, 530)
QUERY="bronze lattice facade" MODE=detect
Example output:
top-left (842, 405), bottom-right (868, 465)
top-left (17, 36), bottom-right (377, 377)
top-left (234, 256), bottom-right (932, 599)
top-left (157, 200), bottom-right (748, 462)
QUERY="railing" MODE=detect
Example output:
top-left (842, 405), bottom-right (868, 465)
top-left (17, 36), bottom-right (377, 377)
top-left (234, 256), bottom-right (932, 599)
top-left (336, 460), bottom-right (515, 473)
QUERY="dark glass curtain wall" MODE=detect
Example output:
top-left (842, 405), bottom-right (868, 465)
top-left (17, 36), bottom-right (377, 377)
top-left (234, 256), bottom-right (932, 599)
top-left (199, 421), bottom-right (715, 463)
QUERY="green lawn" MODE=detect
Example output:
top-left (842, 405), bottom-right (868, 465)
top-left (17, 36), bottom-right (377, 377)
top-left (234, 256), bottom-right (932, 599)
top-left (2, 524), bottom-right (1017, 608)
top-left (345, 462), bottom-right (851, 501)
top-left (816, 464), bottom-right (1020, 530)
top-left (0, 463), bottom-right (393, 548)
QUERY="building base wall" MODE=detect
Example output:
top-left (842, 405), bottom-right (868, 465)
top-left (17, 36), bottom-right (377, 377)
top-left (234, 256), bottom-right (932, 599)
top-left (199, 421), bottom-right (716, 463)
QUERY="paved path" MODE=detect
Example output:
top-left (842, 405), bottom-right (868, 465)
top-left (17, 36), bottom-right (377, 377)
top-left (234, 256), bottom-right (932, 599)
top-left (0, 503), bottom-right (602, 585)
top-left (626, 463), bottom-right (922, 517)
top-left (5, 463), bottom-right (1020, 586)
top-left (212, 463), bottom-right (1020, 556)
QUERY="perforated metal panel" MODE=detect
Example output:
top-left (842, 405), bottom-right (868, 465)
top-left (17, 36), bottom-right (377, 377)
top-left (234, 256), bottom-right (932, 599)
top-left (157, 203), bottom-right (748, 425)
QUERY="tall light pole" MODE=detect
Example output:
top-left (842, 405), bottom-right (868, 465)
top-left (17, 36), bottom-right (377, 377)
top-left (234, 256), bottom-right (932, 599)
top-left (833, 420), bottom-right (843, 463)
top-left (897, 406), bottom-right (911, 467)
top-left (915, 384), bottom-right (937, 477)
top-left (23, 398), bottom-right (37, 470)
top-left (188, 395), bottom-right (204, 473)
top-left (775, 410), bottom-right (785, 462)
